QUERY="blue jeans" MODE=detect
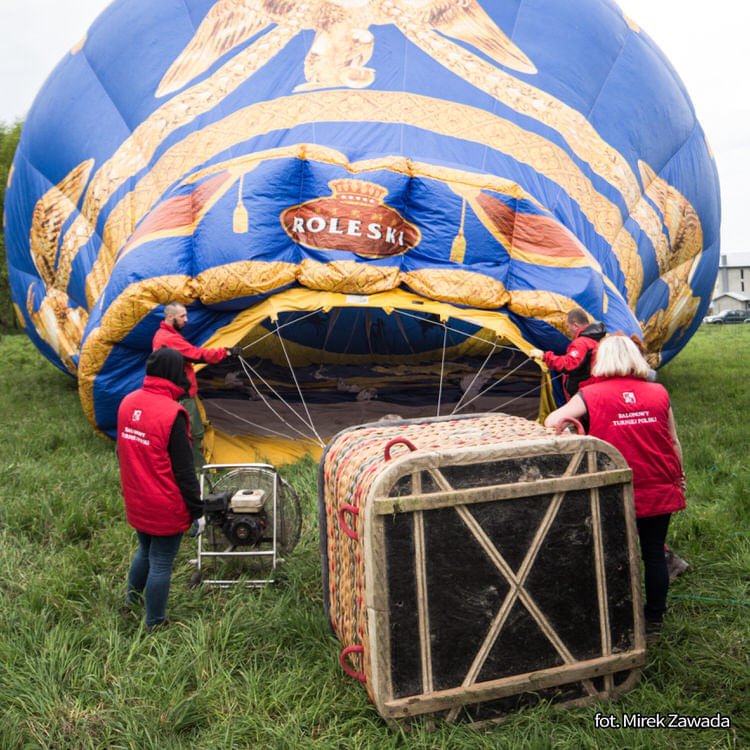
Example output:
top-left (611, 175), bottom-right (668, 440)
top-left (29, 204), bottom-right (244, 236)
top-left (127, 530), bottom-right (183, 627)
top-left (637, 514), bottom-right (672, 623)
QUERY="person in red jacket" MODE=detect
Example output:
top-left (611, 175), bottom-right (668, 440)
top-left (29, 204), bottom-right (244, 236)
top-left (530, 308), bottom-right (606, 400)
top-left (153, 301), bottom-right (241, 467)
top-left (544, 335), bottom-right (686, 640)
top-left (118, 347), bottom-right (204, 628)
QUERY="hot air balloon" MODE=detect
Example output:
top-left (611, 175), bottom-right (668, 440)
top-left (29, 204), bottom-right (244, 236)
top-left (4, 0), bottom-right (720, 463)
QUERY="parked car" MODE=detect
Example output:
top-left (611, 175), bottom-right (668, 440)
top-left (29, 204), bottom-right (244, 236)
top-left (703, 309), bottom-right (750, 324)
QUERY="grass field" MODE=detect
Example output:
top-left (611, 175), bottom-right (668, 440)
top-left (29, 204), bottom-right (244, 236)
top-left (0, 327), bottom-right (747, 749)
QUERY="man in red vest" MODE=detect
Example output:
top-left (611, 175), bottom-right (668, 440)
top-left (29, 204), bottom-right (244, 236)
top-left (530, 307), bottom-right (606, 400)
top-left (118, 347), bottom-right (204, 628)
top-left (153, 301), bottom-right (241, 467)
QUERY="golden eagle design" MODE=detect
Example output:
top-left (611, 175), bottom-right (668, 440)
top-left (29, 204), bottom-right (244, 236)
top-left (155, 0), bottom-right (536, 97)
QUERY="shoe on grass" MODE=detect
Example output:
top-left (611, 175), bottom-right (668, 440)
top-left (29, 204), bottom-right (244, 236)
top-left (146, 618), bottom-right (171, 631)
top-left (665, 549), bottom-right (689, 581)
top-left (645, 620), bottom-right (662, 644)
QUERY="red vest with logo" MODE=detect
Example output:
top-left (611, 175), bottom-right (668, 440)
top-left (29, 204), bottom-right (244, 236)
top-left (117, 376), bottom-right (192, 534)
top-left (580, 377), bottom-right (685, 518)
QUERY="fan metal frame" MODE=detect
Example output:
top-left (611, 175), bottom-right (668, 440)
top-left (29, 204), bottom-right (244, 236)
top-left (191, 463), bottom-right (300, 588)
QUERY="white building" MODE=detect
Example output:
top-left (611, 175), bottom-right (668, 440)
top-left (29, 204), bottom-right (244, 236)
top-left (712, 253), bottom-right (750, 313)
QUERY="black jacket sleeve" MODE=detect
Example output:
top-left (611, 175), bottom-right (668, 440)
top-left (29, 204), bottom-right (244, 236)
top-left (167, 412), bottom-right (203, 520)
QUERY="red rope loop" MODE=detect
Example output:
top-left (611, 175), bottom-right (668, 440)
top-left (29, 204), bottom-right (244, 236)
top-left (340, 645), bottom-right (367, 682)
top-left (338, 504), bottom-right (360, 541)
top-left (555, 417), bottom-right (586, 435)
top-left (384, 437), bottom-right (417, 461)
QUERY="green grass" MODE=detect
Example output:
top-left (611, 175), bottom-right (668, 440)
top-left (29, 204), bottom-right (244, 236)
top-left (0, 329), bottom-right (747, 748)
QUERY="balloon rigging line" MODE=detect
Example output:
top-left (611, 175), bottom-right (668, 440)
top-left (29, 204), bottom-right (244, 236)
top-left (237, 356), bottom-right (325, 445)
top-left (239, 308), bottom-right (324, 352)
top-left (240, 306), bottom-right (521, 356)
top-left (320, 308), bottom-right (342, 366)
top-left (230, 304), bottom-right (542, 435)
top-left (436, 321), bottom-right (449, 417)
top-left (274, 320), bottom-right (326, 445)
top-left (237, 359), bottom-right (321, 444)
top-left (242, 352), bottom-right (322, 445)
top-left (488, 382), bottom-right (543, 413)
top-left (364, 308), bottom-right (375, 358)
top-left (394, 309), bottom-right (522, 354)
top-left (209, 399), bottom-right (311, 444)
top-left (393, 310), bottom-right (417, 354)
top-left (342, 308), bottom-right (362, 355)
top-left (453, 357), bottom-right (536, 414)
top-left (451, 340), bottom-right (499, 414)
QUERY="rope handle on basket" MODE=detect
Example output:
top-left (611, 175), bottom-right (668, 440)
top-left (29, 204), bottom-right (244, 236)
top-left (555, 417), bottom-right (586, 435)
top-left (338, 504), bottom-right (360, 541)
top-left (340, 645), bottom-right (367, 682)
top-left (384, 437), bottom-right (417, 461)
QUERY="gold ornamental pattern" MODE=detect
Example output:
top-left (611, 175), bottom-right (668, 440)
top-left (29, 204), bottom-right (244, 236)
top-left (146, 0), bottom-right (651, 240)
top-left (76, 255), bottom-right (635, 429)
top-left (636, 161), bottom-right (704, 363)
top-left (297, 260), bottom-right (400, 294)
top-left (77, 92), bottom-right (649, 309)
top-left (196, 261), bottom-right (299, 305)
top-left (50, 4), bottom-right (691, 316)
top-left (638, 161), bottom-right (703, 276)
top-left (27, 288), bottom-right (88, 375)
top-left (29, 159), bottom-right (92, 291)
top-left (27, 159), bottom-right (93, 373)
top-left (403, 269), bottom-right (509, 310)
top-left (506, 290), bottom-right (588, 336)
top-left (641, 257), bottom-right (703, 367)
top-left (29, 47), bottom-right (703, 376)
top-left (155, 0), bottom-right (536, 99)
top-left (30, 128), bottom-right (698, 378)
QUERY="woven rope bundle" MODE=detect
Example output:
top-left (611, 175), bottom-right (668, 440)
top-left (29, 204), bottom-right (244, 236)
top-left (322, 414), bottom-right (551, 688)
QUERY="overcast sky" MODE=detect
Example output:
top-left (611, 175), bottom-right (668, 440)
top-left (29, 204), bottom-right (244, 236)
top-left (1, 0), bottom-right (746, 260)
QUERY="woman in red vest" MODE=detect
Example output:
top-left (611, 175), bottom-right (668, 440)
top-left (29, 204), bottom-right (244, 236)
top-left (545, 336), bottom-right (686, 638)
top-left (118, 347), bottom-right (203, 628)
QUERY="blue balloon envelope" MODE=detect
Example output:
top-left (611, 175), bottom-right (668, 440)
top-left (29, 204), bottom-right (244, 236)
top-left (4, 0), bottom-right (720, 462)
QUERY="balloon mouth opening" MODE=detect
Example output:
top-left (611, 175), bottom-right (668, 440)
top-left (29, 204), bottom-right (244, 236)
top-left (197, 304), bottom-right (545, 453)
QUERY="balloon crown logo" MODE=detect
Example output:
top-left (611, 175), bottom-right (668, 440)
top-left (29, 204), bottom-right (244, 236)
top-left (281, 179), bottom-right (421, 259)
top-left (328, 179), bottom-right (389, 204)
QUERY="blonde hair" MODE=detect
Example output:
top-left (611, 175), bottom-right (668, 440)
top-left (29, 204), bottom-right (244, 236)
top-left (591, 335), bottom-right (650, 380)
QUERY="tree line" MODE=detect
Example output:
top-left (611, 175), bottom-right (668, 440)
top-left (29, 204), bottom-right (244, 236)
top-left (0, 120), bottom-right (23, 332)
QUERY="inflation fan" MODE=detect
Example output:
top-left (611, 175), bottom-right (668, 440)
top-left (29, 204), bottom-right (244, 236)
top-left (190, 464), bottom-right (301, 587)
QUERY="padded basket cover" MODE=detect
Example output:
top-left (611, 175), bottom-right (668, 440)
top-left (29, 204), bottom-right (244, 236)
top-left (319, 413), bottom-right (645, 723)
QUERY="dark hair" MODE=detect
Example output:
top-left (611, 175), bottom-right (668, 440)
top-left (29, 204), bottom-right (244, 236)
top-left (164, 301), bottom-right (186, 318)
top-left (566, 307), bottom-right (589, 326)
top-left (146, 347), bottom-right (190, 394)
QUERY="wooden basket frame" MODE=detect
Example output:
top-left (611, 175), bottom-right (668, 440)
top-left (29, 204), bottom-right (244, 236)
top-left (358, 434), bottom-right (646, 721)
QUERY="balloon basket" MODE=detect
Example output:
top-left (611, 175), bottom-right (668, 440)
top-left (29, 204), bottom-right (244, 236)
top-left (319, 413), bottom-right (646, 725)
